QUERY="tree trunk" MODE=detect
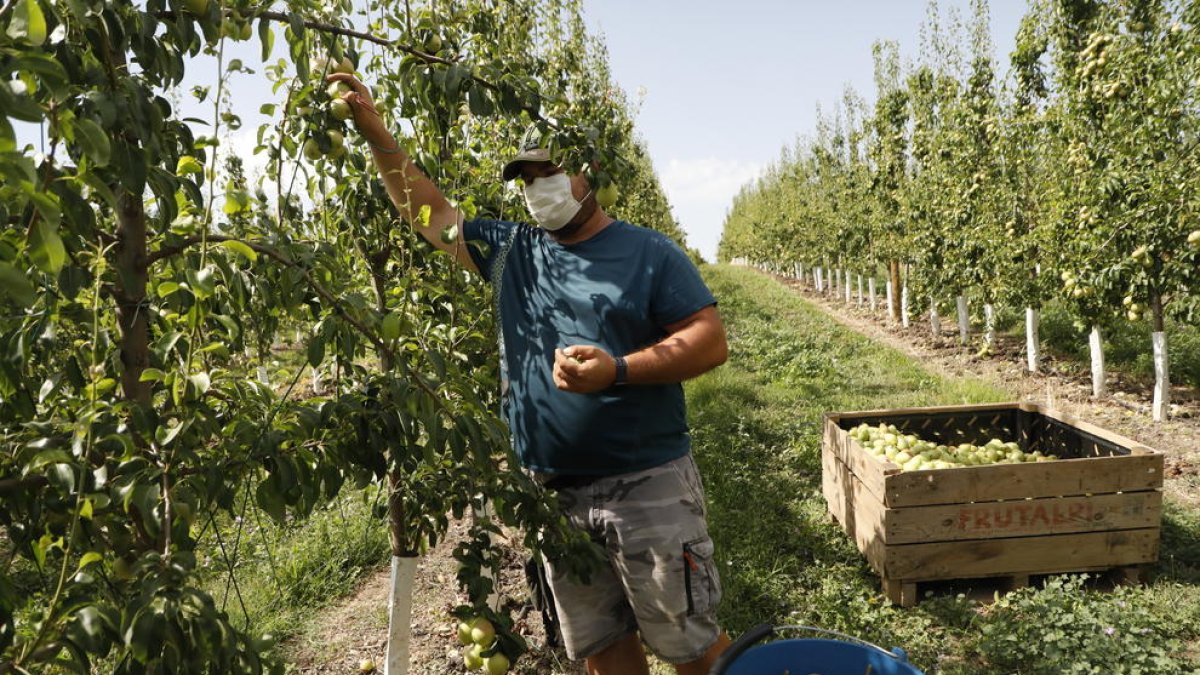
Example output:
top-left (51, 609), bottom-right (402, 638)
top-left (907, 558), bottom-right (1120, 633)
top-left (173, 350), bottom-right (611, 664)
top-left (367, 249), bottom-right (417, 675)
top-left (889, 260), bottom-right (902, 322)
top-left (956, 295), bottom-right (969, 346)
top-left (930, 298), bottom-right (941, 338)
top-left (115, 191), bottom-right (151, 407)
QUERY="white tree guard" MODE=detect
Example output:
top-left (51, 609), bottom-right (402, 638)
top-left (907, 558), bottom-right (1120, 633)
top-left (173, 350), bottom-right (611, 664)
top-left (256, 366), bottom-right (270, 386)
top-left (901, 284), bottom-right (910, 328)
top-left (930, 299), bottom-right (941, 337)
top-left (385, 556), bottom-right (419, 675)
top-left (310, 365), bottom-right (326, 396)
top-left (983, 304), bottom-right (996, 348)
top-left (886, 281), bottom-right (894, 321)
top-left (857, 275), bottom-right (864, 306)
top-left (869, 278), bottom-right (877, 312)
top-left (956, 296), bottom-right (969, 346)
top-left (1152, 331), bottom-right (1169, 422)
top-left (1089, 325), bottom-right (1107, 398)
top-left (845, 271), bottom-right (852, 303)
top-left (1026, 308), bottom-right (1040, 373)
top-left (816, 267), bottom-right (824, 293)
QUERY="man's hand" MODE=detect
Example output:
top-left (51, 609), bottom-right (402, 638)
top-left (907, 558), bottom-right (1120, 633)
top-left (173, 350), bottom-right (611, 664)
top-left (553, 345), bottom-right (618, 394)
top-left (326, 73), bottom-right (394, 150)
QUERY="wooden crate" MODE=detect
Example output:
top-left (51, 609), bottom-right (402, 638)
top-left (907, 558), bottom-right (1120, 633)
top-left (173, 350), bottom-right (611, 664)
top-left (822, 402), bottom-right (1164, 607)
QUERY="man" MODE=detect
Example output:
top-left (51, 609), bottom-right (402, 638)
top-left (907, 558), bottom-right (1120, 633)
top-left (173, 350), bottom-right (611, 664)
top-left (331, 71), bottom-right (731, 675)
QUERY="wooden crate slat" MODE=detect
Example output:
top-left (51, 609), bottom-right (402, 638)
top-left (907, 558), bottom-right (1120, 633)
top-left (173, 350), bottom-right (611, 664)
top-left (882, 491), bottom-right (1163, 544)
top-left (881, 453), bottom-right (1163, 507)
top-left (883, 528), bottom-right (1160, 581)
top-left (821, 445), bottom-right (849, 528)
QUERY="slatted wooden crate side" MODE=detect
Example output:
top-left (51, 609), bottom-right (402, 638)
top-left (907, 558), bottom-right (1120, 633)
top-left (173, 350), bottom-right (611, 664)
top-left (881, 491), bottom-right (1164, 544)
top-left (821, 441), bottom-right (850, 529)
top-left (880, 453), bottom-right (1164, 507)
top-left (881, 528), bottom-right (1161, 582)
top-left (821, 448), bottom-right (889, 575)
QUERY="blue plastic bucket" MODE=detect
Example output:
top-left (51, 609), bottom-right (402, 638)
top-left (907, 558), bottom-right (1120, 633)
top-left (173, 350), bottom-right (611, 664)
top-left (711, 625), bottom-right (925, 675)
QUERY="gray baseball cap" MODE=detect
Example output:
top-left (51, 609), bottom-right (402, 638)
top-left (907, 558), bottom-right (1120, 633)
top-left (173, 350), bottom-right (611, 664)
top-left (501, 125), bottom-right (554, 181)
top-left (501, 147), bottom-right (552, 181)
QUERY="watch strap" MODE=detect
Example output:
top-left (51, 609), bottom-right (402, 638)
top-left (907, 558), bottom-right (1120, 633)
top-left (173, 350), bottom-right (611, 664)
top-left (613, 355), bottom-right (628, 386)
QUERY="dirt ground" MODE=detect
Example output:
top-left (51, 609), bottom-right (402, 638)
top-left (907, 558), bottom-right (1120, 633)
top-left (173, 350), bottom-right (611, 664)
top-left (282, 268), bottom-right (1200, 673)
top-left (282, 517), bottom-right (584, 675)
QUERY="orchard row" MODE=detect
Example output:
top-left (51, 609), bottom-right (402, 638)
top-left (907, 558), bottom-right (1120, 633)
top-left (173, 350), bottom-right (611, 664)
top-left (720, 0), bottom-right (1200, 422)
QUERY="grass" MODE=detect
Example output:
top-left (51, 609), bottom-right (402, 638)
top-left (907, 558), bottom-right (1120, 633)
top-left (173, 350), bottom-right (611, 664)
top-left (683, 265), bottom-right (1200, 674)
top-left (191, 485), bottom-right (391, 643)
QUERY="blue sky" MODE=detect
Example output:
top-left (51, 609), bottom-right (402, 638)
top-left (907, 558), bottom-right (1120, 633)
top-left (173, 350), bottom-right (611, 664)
top-left (583, 0), bottom-right (1028, 260)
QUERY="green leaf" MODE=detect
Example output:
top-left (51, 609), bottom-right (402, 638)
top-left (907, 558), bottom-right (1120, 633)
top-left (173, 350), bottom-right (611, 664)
top-left (79, 498), bottom-right (93, 520)
top-left (78, 552), bottom-right (102, 570)
top-left (220, 239), bottom-right (257, 262)
top-left (73, 118), bottom-right (111, 167)
top-left (307, 335), bottom-right (325, 367)
top-left (28, 221), bottom-right (66, 274)
top-left (6, 0), bottom-right (48, 46)
top-left (138, 368), bottom-right (166, 382)
top-left (155, 420), bottom-right (184, 446)
top-left (0, 263), bottom-right (36, 307)
top-left (222, 189), bottom-right (250, 215)
top-left (256, 479), bottom-right (286, 523)
top-left (258, 18), bottom-right (274, 60)
top-left (32, 533), bottom-right (62, 569)
top-left (286, 11), bottom-right (305, 40)
top-left (175, 155), bottom-right (203, 175)
top-left (188, 372), bottom-right (210, 395)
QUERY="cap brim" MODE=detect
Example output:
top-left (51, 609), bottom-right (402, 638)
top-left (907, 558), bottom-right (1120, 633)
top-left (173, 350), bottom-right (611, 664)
top-left (502, 148), bottom-right (553, 181)
top-left (501, 160), bottom-right (529, 182)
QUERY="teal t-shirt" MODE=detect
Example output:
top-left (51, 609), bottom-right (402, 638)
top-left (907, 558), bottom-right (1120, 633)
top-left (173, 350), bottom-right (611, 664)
top-left (463, 218), bottom-right (717, 476)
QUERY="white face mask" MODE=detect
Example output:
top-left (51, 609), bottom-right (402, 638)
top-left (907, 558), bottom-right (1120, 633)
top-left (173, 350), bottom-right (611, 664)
top-left (523, 173), bottom-right (586, 231)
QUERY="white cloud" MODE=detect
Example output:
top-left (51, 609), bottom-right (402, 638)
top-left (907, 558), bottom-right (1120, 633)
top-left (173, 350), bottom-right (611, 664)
top-left (658, 157), bottom-right (762, 262)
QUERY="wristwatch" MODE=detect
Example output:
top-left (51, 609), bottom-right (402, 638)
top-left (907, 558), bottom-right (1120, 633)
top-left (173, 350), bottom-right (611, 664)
top-left (612, 356), bottom-right (628, 386)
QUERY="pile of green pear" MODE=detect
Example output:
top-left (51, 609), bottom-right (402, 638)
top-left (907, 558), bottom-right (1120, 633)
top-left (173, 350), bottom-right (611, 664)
top-left (847, 423), bottom-right (1058, 472)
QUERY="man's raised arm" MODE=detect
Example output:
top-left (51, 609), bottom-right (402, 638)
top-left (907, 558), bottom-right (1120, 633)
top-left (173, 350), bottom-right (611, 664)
top-left (329, 73), bottom-right (479, 274)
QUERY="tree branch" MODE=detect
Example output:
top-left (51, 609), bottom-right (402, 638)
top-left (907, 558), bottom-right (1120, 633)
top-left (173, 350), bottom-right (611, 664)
top-left (0, 476), bottom-right (48, 496)
top-left (154, 9), bottom-right (555, 128)
top-left (145, 235), bottom-right (458, 404)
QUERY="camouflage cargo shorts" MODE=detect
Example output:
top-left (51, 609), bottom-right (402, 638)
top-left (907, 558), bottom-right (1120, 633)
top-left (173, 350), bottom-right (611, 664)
top-left (540, 453), bottom-right (723, 664)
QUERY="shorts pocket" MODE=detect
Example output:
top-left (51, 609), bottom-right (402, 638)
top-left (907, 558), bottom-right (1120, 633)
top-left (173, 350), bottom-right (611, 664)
top-left (682, 537), bottom-right (720, 617)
